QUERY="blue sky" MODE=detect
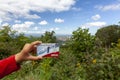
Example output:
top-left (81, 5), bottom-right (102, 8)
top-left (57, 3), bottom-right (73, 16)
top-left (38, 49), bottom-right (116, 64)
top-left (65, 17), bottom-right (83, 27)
top-left (0, 0), bottom-right (120, 35)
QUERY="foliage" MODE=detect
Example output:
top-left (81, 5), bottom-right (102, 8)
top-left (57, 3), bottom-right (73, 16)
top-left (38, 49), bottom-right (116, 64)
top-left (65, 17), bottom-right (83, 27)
top-left (71, 28), bottom-right (95, 52)
top-left (95, 25), bottom-right (120, 47)
top-left (50, 49), bottom-right (80, 80)
top-left (40, 31), bottom-right (57, 43)
top-left (0, 26), bottom-right (21, 59)
top-left (0, 26), bottom-right (16, 42)
top-left (1, 25), bottom-right (120, 80)
top-left (79, 47), bottom-right (120, 80)
top-left (116, 39), bottom-right (120, 49)
top-left (70, 28), bottom-right (95, 61)
top-left (15, 33), bottom-right (30, 49)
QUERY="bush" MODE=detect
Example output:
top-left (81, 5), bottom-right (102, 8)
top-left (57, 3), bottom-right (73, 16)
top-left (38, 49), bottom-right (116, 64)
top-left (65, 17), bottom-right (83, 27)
top-left (80, 48), bottom-right (120, 80)
top-left (69, 28), bottom-right (95, 62)
top-left (96, 25), bottom-right (120, 47)
top-left (50, 49), bottom-right (80, 80)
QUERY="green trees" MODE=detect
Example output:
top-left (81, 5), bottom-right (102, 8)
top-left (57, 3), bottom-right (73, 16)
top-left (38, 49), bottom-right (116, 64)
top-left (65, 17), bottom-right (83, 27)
top-left (1, 24), bottom-right (120, 80)
top-left (0, 26), bottom-right (14, 42)
top-left (71, 28), bottom-right (95, 52)
top-left (95, 25), bottom-right (120, 47)
top-left (40, 31), bottom-right (57, 43)
top-left (70, 28), bottom-right (95, 60)
top-left (0, 26), bottom-right (19, 58)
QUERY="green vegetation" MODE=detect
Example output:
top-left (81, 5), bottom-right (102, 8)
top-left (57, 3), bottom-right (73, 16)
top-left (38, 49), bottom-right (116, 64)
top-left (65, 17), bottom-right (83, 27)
top-left (95, 25), bottom-right (120, 47)
top-left (0, 24), bottom-right (120, 80)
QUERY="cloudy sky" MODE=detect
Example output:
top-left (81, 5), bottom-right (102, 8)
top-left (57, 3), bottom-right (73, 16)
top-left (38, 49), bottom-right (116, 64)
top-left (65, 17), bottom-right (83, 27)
top-left (0, 0), bottom-right (120, 35)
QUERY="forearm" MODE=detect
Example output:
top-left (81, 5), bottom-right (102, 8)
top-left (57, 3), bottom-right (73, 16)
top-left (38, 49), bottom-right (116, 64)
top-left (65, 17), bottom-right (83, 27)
top-left (15, 52), bottom-right (24, 64)
top-left (0, 55), bottom-right (21, 79)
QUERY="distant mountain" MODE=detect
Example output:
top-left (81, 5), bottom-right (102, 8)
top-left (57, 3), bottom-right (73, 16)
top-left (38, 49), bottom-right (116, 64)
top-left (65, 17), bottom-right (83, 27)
top-left (25, 33), bottom-right (72, 37)
top-left (24, 33), bottom-right (42, 37)
top-left (24, 33), bottom-right (72, 42)
top-left (56, 34), bottom-right (71, 41)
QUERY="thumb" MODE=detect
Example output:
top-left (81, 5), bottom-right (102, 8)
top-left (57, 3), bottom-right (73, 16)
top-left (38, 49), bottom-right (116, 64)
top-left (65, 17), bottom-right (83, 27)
top-left (28, 56), bottom-right (42, 60)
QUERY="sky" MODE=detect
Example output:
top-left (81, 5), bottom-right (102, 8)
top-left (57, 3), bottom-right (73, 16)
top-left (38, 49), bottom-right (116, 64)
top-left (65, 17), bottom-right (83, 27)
top-left (0, 0), bottom-right (120, 35)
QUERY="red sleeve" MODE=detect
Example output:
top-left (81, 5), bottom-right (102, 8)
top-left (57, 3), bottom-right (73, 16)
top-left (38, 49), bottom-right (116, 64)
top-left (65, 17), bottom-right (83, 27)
top-left (0, 55), bottom-right (21, 79)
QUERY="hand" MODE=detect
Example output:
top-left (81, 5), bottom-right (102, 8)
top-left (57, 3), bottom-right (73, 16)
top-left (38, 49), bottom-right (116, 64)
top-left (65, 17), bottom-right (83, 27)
top-left (15, 41), bottom-right (42, 63)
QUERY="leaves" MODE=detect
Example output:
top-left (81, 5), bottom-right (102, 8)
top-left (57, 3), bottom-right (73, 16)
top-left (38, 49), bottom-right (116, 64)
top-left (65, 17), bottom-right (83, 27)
top-left (40, 31), bottom-right (57, 43)
top-left (96, 25), bottom-right (120, 47)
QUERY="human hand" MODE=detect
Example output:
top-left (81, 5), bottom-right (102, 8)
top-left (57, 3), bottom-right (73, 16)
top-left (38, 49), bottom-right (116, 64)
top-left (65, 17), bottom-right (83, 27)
top-left (15, 41), bottom-right (42, 63)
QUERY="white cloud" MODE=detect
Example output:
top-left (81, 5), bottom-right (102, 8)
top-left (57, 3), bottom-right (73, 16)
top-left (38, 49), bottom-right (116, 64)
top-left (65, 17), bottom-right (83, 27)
top-left (34, 27), bottom-right (38, 30)
top-left (55, 18), bottom-right (64, 23)
top-left (50, 27), bottom-right (60, 31)
top-left (39, 20), bottom-right (48, 25)
top-left (24, 14), bottom-right (41, 19)
top-left (15, 20), bottom-right (21, 23)
top-left (91, 14), bottom-right (101, 20)
top-left (81, 26), bottom-right (86, 29)
top-left (0, 19), bottom-right (2, 25)
top-left (2, 23), bottom-right (9, 26)
top-left (55, 27), bottom-right (59, 30)
top-left (12, 21), bottom-right (34, 33)
top-left (86, 22), bottom-right (106, 27)
top-left (0, 11), bottom-right (12, 21)
top-left (23, 26), bottom-right (42, 34)
top-left (72, 7), bottom-right (81, 11)
top-left (81, 21), bottom-right (107, 28)
top-left (0, 0), bottom-right (75, 21)
top-left (95, 3), bottom-right (120, 11)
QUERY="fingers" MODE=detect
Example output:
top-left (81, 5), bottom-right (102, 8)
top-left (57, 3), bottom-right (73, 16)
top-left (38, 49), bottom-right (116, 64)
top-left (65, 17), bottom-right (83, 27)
top-left (21, 41), bottom-right (43, 62)
top-left (23, 41), bottom-right (42, 54)
top-left (21, 43), bottom-right (31, 53)
top-left (28, 55), bottom-right (42, 60)
top-left (31, 41), bottom-right (42, 46)
top-left (32, 41), bottom-right (41, 54)
top-left (31, 41), bottom-right (42, 54)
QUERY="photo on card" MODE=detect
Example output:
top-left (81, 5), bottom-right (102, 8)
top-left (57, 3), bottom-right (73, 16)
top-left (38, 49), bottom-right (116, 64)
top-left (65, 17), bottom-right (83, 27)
top-left (37, 43), bottom-right (60, 57)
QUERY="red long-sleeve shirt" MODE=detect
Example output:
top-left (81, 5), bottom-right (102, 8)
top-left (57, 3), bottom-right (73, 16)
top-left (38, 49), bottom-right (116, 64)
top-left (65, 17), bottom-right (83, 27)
top-left (0, 55), bottom-right (21, 79)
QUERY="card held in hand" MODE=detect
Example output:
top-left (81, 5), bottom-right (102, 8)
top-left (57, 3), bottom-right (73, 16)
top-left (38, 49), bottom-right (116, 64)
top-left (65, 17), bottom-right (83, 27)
top-left (37, 43), bottom-right (59, 58)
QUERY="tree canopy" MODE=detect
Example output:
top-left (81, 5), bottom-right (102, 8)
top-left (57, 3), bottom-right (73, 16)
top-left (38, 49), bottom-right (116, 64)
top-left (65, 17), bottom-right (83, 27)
top-left (40, 31), bottom-right (57, 43)
top-left (95, 25), bottom-right (120, 47)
